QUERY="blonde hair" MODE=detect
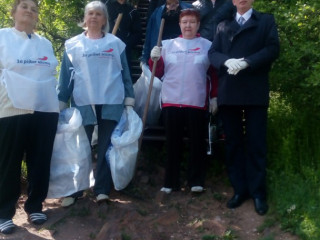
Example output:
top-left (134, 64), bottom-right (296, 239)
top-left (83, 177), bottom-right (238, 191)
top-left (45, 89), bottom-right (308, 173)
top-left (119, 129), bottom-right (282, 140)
top-left (78, 1), bottom-right (110, 33)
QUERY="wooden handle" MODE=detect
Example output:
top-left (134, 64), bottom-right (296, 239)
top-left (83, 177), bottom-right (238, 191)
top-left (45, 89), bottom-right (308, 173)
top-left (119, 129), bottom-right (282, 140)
top-left (111, 13), bottom-right (123, 35)
top-left (138, 18), bottom-right (166, 150)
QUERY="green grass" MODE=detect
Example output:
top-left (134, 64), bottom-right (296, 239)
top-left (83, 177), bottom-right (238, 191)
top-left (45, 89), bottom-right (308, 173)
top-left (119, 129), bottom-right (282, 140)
top-left (202, 229), bottom-right (237, 240)
top-left (121, 232), bottom-right (131, 240)
top-left (266, 93), bottom-right (320, 240)
top-left (259, 235), bottom-right (275, 240)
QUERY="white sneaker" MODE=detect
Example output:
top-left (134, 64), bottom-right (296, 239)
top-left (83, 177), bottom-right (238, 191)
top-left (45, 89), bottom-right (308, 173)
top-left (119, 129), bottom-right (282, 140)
top-left (191, 186), bottom-right (204, 193)
top-left (61, 197), bottom-right (76, 207)
top-left (96, 194), bottom-right (109, 202)
top-left (160, 187), bottom-right (172, 194)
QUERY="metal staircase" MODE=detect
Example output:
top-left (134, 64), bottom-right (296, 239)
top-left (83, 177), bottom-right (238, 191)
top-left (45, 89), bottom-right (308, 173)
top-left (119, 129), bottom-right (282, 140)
top-left (130, 0), bottom-right (149, 83)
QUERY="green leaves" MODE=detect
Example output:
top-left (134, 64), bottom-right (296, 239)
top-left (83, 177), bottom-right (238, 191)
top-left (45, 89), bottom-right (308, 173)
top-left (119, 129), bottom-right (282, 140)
top-left (256, 0), bottom-right (320, 111)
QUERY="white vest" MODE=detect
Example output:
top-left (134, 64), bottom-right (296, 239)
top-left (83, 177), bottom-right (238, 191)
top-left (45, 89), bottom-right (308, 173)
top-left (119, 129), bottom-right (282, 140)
top-left (0, 28), bottom-right (59, 112)
top-left (161, 37), bottom-right (211, 108)
top-left (65, 33), bottom-right (125, 106)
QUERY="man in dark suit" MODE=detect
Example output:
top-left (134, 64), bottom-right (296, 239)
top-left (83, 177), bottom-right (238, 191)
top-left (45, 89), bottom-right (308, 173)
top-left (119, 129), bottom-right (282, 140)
top-left (208, 0), bottom-right (279, 215)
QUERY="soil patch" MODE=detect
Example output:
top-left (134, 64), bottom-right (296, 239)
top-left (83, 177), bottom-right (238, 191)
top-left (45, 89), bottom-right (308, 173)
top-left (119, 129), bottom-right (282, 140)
top-left (0, 144), bottom-right (300, 240)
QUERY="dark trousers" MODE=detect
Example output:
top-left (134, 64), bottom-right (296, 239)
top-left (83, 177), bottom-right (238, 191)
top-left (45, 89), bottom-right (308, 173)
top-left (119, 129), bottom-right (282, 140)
top-left (84, 105), bottom-right (117, 196)
top-left (0, 112), bottom-right (58, 219)
top-left (162, 107), bottom-right (207, 189)
top-left (219, 105), bottom-right (268, 199)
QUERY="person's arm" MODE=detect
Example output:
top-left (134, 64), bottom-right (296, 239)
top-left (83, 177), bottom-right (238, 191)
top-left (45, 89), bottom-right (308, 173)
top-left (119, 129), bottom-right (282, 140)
top-left (208, 66), bottom-right (218, 98)
top-left (208, 22), bottom-right (230, 70)
top-left (243, 15), bottom-right (280, 70)
top-left (207, 65), bottom-right (218, 114)
top-left (57, 51), bottom-right (74, 107)
top-left (148, 56), bottom-right (164, 79)
top-left (120, 51), bottom-right (135, 106)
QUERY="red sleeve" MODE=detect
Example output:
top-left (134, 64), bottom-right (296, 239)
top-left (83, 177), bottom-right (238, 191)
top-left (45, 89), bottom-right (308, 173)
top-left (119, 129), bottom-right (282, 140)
top-left (207, 65), bottom-right (218, 98)
top-left (148, 57), bottom-right (164, 79)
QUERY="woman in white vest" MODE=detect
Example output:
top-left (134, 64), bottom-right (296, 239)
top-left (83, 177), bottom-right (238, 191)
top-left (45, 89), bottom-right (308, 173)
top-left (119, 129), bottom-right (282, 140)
top-left (0, 0), bottom-right (59, 234)
top-left (57, 1), bottom-right (135, 207)
top-left (149, 9), bottom-right (217, 194)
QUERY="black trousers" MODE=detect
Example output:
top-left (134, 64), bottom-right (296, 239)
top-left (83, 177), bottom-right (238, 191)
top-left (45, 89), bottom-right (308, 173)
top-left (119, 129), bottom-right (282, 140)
top-left (219, 105), bottom-right (268, 199)
top-left (84, 105), bottom-right (117, 196)
top-left (162, 107), bottom-right (207, 190)
top-left (0, 112), bottom-right (58, 219)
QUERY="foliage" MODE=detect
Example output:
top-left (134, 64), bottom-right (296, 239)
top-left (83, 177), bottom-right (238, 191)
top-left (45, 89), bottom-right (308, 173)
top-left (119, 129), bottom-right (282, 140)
top-left (254, 0), bottom-right (320, 110)
top-left (37, 0), bottom-right (86, 58)
top-left (267, 94), bottom-right (320, 239)
top-left (0, 0), bottom-right (87, 60)
top-left (268, 94), bottom-right (320, 239)
top-left (253, 1), bottom-right (320, 239)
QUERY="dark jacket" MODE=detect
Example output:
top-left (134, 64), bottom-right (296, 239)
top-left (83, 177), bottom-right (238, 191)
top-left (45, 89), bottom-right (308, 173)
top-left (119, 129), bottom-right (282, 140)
top-left (141, 1), bottom-right (191, 63)
top-left (208, 9), bottom-right (280, 106)
top-left (106, 0), bottom-right (142, 50)
top-left (193, 0), bottom-right (234, 41)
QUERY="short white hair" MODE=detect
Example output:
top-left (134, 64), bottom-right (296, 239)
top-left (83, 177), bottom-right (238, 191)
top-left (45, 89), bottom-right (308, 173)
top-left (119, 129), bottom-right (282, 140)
top-left (78, 1), bottom-right (109, 33)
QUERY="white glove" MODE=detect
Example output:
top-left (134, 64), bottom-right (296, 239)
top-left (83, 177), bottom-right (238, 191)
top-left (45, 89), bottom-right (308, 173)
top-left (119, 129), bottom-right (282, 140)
top-left (125, 105), bottom-right (133, 111)
top-left (224, 58), bottom-right (243, 71)
top-left (59, 101), bottom-right (67, 111)
top-left (150, 46), bottom-right (161, 62)
top-left (226, 59), bottom-right (249, 75)
top-left (209, 97), bottom-right (218, 115)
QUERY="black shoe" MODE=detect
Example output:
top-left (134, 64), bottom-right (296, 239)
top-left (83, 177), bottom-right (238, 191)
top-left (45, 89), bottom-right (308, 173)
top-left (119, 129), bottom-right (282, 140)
top-left (28, 213), bottom-right (47, 225)
top-left (253, 198), bottom-right (268, 215)
top-left (227, 194), bottom-right (248, 209)
top-left (0, 219), bottom-right (15, 234)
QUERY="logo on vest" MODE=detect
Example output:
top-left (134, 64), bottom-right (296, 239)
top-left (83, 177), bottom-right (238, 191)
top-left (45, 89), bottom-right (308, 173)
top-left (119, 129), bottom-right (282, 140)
top-left (16, 56), bottom-right (51, 67)
top-left (171, 47), bottom-right (201, 55)
top-left (82, 49), bottom-right (114, 58)
top-left (103, 48), bottom-right (113, 53)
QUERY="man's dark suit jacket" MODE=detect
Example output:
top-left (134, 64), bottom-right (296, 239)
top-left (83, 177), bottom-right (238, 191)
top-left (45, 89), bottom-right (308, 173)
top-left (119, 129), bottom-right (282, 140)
top-left (208, 9), bottom-right (280, 106)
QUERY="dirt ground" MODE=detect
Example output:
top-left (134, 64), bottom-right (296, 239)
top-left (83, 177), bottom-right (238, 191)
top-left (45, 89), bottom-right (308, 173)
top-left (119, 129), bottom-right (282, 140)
top-left (0, 143), bottom-right (300, 240)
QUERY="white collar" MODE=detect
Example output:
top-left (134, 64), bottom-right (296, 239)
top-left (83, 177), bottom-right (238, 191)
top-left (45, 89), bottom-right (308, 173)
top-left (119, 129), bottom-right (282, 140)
top-left (236, 8), bottom-right (253, 22)
top-left (11, 27), bottom-right (37, 39)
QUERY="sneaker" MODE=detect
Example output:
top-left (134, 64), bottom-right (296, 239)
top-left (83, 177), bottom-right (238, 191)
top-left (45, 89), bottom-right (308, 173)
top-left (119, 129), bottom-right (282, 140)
top-left (160, 187), bottom-right (172, 194)
top-left (61, 197), bottom-right (76, 207)
top-left (28, 213), bottom-right (47, 225)
top-left (0, 219), bottom-right (15, 234)
top-left (191, 186), bottom-right (204, 193)
top-left (96, 194), bottom-right (109, 203)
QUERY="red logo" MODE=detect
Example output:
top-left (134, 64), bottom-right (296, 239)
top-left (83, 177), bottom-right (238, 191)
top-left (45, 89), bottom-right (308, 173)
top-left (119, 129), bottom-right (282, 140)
top-left (189, 47), bottom-right (200, 51)
top-left (103, 48), bottom-right (114, 53)
top-left (38, 56), bottom-right (48, 60)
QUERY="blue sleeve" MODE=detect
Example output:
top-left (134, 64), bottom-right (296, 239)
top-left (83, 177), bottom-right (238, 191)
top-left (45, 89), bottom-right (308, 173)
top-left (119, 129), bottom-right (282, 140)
top-left (121, 51), bottom-right (135, 99)
top-left (57, 51), bottom-right (74, 103)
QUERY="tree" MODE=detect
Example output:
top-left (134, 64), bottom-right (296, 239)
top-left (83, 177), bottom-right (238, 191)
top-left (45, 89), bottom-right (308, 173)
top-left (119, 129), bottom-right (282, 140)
top-left (0, 0), bottom-right (87, 60)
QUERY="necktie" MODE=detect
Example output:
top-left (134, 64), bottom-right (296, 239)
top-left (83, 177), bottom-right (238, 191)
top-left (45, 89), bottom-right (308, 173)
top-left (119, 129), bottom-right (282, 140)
top-left (238, 16), bottom-right (245, 26)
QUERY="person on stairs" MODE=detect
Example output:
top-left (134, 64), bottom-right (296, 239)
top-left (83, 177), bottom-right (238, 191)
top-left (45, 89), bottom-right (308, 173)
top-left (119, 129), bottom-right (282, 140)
top-left (141, 0), bottom-right (191, 64)
top-left (105, 0), bottom-right (142, 75)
